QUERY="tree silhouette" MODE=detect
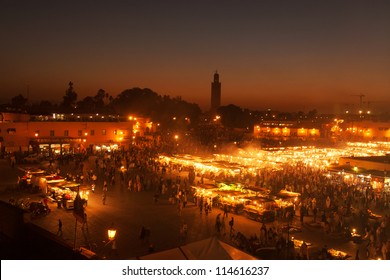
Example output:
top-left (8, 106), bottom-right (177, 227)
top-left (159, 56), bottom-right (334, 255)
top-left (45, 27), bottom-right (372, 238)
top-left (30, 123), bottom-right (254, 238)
top-left (109, 87), bottom-right (201, 128)
top-left (94, 89), bottom-right (106, 110)
top-left (76, 96), bottom-right (95, 113)
top-left (10, 94), bottom-right (28, 111)
top-left (29, 100), bottom-right (56, 115)
top-left (218, 104), bottom-right (245, 128)
top-left (60, 81), bottom-right (77, 112)
top-left (75, 89), bottom-right (108, 113)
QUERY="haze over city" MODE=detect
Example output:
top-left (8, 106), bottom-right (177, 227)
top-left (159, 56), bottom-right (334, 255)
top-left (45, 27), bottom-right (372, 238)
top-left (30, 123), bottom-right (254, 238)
top-left (1, 0), bottom-right (390, 113)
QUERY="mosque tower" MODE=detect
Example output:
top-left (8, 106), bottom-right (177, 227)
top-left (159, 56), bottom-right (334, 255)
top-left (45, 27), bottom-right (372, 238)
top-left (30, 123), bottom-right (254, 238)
top-left (210, 71), bottom-right (221, 112)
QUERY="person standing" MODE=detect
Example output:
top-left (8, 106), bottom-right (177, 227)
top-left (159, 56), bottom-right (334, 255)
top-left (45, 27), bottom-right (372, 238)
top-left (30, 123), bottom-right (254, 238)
top-left (111, 239), bottom-right (118, 258)
top-left (92, 174), bottom-right (97, 187)
top-left (300, 204), bottom-right (306, 225)
top-left (220, 216), bottom-right (226, 236)
top-left (355, 249), bottom-right (360, 260)
top-left (300, 242), bottom-right (309, 260)
top-left (204, 202), bottom-right (209, 216)
top-left (381, 242), bottom-right (388, 260)
top-left (313, 206), bottom-right (318, 223)
top-left (260, 223), bottom-right (267, 245)
top-left (10, 155), bottom-right (16, 168)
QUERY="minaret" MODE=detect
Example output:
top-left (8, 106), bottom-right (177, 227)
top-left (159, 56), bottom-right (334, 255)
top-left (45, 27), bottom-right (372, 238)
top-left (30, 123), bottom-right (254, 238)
top-left (210, 71), bottom-right (221, 112)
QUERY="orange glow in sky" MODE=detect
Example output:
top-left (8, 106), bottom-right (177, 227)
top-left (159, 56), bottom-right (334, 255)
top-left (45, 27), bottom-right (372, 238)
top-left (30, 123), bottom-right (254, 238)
top-left (1, 1), bottom-right (389, 113)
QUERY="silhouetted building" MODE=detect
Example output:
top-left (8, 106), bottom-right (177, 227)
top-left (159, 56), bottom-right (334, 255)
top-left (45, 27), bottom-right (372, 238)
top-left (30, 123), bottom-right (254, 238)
top-left (210, 71), bottom-right (221, 112)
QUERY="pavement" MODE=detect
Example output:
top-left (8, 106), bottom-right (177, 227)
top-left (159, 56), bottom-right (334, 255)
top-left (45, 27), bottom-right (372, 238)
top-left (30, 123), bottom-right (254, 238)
top-left (1, 158), bottom-right (387, 260)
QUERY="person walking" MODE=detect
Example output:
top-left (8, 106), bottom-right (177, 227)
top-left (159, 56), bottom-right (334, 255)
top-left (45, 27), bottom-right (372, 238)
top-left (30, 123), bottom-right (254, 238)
top-left (177, 200), bottom-right (183, 216)
top-left (102, 192), bottom-right (106, 205)
top-left (223, 204), bottom-right (229, 218)
top-left (179, 222), bottom-right (188, 243)
top-left (229, 217), bottom-right (234, 236)
top-left (215, 213), bottom-right (221, 234)
top-left (57, 219), bottom-right (63, 237)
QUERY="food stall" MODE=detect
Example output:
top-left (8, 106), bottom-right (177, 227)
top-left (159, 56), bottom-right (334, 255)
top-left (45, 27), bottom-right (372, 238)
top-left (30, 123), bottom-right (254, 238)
top-left (30, 174), bottom-right (65, 194)
top-left (47, 181), bottom-right (90, 210)
top-left (192, 183), bottom-right (250, 213)
top-left (292, 238), bottom-right (311, 248)
top-left (245, 186), bottom-right (271, 196)
top-left (214, 182), bottom-right (251, 213)
top-left (192, 181), bottom-right (298, 221)
top-left (273, 189), bottom-right (301, 220)
top-left (18, 167), bottom-right (46, 190)
top-left (192, 184), bottom-right (219, 205)
top-left (243, 196), bottom-right (278, 223)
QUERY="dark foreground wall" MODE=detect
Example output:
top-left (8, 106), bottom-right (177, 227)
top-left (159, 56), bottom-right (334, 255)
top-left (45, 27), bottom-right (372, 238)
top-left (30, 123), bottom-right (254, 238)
top-left (0, 201), bottom-right (87, 260)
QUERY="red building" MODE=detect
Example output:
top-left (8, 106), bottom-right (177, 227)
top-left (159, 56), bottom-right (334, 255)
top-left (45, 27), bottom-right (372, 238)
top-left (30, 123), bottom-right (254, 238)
top-left (0, 113), bottom-right (156, 154)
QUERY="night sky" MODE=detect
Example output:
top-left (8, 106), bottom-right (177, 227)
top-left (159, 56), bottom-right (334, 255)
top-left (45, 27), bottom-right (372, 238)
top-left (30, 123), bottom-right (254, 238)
top-left (1, 0), bottom-right (390, 113)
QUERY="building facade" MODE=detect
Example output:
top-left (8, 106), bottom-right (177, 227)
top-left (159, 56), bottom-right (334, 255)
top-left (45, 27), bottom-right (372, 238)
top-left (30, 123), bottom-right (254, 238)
top-left (253, 121), bottom-right (321, 141)
top-left (341, 120), bottom-right (390, 141)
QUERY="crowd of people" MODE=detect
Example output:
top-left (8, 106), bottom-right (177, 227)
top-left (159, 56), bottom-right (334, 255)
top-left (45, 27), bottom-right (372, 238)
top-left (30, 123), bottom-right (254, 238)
top-left (12, 137), bottom-right (390, 260)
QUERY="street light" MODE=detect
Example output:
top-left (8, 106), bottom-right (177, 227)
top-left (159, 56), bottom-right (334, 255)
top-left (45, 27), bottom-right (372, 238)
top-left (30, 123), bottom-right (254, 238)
top-left (108, 224), bottom-right (117, 241)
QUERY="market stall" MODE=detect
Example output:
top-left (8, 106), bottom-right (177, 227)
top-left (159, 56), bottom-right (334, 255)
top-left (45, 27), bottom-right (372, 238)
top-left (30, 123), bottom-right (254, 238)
top-left (327, 248), bottom-right (350, 260)
top-left (214, 190), bottom-right (249, 214)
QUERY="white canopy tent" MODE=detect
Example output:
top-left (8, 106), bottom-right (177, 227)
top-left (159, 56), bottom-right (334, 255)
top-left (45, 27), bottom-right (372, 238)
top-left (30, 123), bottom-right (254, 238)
top-left (139, 237), bottom-right (257, 260)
